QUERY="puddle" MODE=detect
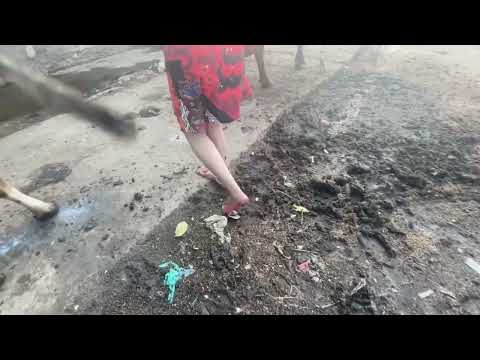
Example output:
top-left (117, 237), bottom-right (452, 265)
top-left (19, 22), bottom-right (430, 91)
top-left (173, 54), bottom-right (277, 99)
top-left (0, 188), bottom-right (124, 263)
top-left (56, 204), bottom-right (91, 225)
top-left (0, 238), bottom-right (22, 257)
top-left (0, 200), bottom-right (93, 260)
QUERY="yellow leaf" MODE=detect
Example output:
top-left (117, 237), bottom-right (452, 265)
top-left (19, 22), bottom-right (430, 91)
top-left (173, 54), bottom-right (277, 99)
top-left (175, 221), bottom-right (189, 237)
top-left (293, 204), bottom-right (310, 213)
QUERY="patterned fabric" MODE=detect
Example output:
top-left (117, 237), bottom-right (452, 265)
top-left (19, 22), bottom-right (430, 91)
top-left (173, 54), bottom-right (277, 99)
top-left (163, 45), bottom-right (253, 133)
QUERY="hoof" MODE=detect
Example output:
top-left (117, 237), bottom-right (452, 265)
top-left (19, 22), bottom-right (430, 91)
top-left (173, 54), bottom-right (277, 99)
top-left (34, 202), bottom-right (59, 221)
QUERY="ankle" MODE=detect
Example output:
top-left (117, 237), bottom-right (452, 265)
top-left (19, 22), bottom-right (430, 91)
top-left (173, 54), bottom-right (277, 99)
top-left (227, 190), bottom-right (248, 202)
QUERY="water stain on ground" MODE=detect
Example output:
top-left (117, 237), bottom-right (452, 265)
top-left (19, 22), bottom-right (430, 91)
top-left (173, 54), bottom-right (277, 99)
top-left (21, 163), bottom-right (72, 194)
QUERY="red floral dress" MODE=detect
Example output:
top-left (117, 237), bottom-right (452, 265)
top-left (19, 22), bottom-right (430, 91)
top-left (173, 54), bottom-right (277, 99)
top-left (163, 45), bottom-right (253, 134)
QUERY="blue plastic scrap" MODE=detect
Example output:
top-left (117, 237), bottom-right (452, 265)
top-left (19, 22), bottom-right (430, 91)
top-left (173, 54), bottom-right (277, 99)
top-left (159, 261), bottom-right (194, 304)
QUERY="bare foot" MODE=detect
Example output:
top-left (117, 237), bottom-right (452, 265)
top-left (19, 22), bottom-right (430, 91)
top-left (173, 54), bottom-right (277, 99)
top-left (223, 192), bottom-right (250, 216)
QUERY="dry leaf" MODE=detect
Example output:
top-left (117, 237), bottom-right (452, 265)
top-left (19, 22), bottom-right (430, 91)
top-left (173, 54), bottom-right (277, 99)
top-left (293, 204), bottom-right (310, 213)
top-left (175, 221), bottom-right (189, 237)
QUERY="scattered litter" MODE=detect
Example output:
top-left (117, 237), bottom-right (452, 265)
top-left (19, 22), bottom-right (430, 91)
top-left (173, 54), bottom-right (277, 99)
top-left (244, 264), bottom-right (252, 270)
top-left (74, 305), bottom-right (79, 312)
top-left (465, 258), bottom-right (480, 275)
top-left (310, 255), bottom-right (326, 271)
top-left (298, 261), bottom-right (310, 272)
top-left (204, 215), bottom-right (231, 244)
top-left (228, 211), bottom-right (241, 220)
top-left (351, 278), bottom-right (367, 296)
top-left (235, 307), bottom-right (243, 314)
top-left (255, 197), bottom-right (259, 202)
top-left (159, 261), bottom-right (194, 304)
top-left (293, 204), bottom-right (310, 213)
top-left (418, 289), bottom-right (434, 299)
top-left (175, 221), bottom-right (189, 238)
top-left (323, 149), bottom-right (329, 154)
top-left (438, 287), bottom-right (456, 299)
top-left (283, 176), bottom-right (295, 188)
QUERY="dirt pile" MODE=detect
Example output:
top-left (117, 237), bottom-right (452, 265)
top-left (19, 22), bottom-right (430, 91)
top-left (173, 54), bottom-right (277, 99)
top-left (84, 70), bottom-right (480, 315)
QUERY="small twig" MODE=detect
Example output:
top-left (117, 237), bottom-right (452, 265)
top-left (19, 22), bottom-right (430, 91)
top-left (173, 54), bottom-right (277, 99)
top-left (273, 242), bottom-right (291, 260)
top-left (270, 295), bottom-right (297, 301)
top-left (286, 246), bottom-right (320, 255)
top-left (273, 187), bottom-right (298, 202)
top-left (271, 186), bottom-right (319, 215)
top-left (284, 303), bottom-right (310, 310)
top-left (321, 302), bottom-right (340, 310)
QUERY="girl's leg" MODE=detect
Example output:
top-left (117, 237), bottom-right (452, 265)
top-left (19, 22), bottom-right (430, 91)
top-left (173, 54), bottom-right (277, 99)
top-left (198, 121), bottom-right (227, 180)
top-left (206, 121), bottom-right (227, 160)
top-left (185, 131), bottom-right (249, 213)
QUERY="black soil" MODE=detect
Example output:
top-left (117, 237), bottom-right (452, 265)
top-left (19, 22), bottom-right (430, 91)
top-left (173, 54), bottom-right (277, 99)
top-left (83, 69), bottom-right (480, 315)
